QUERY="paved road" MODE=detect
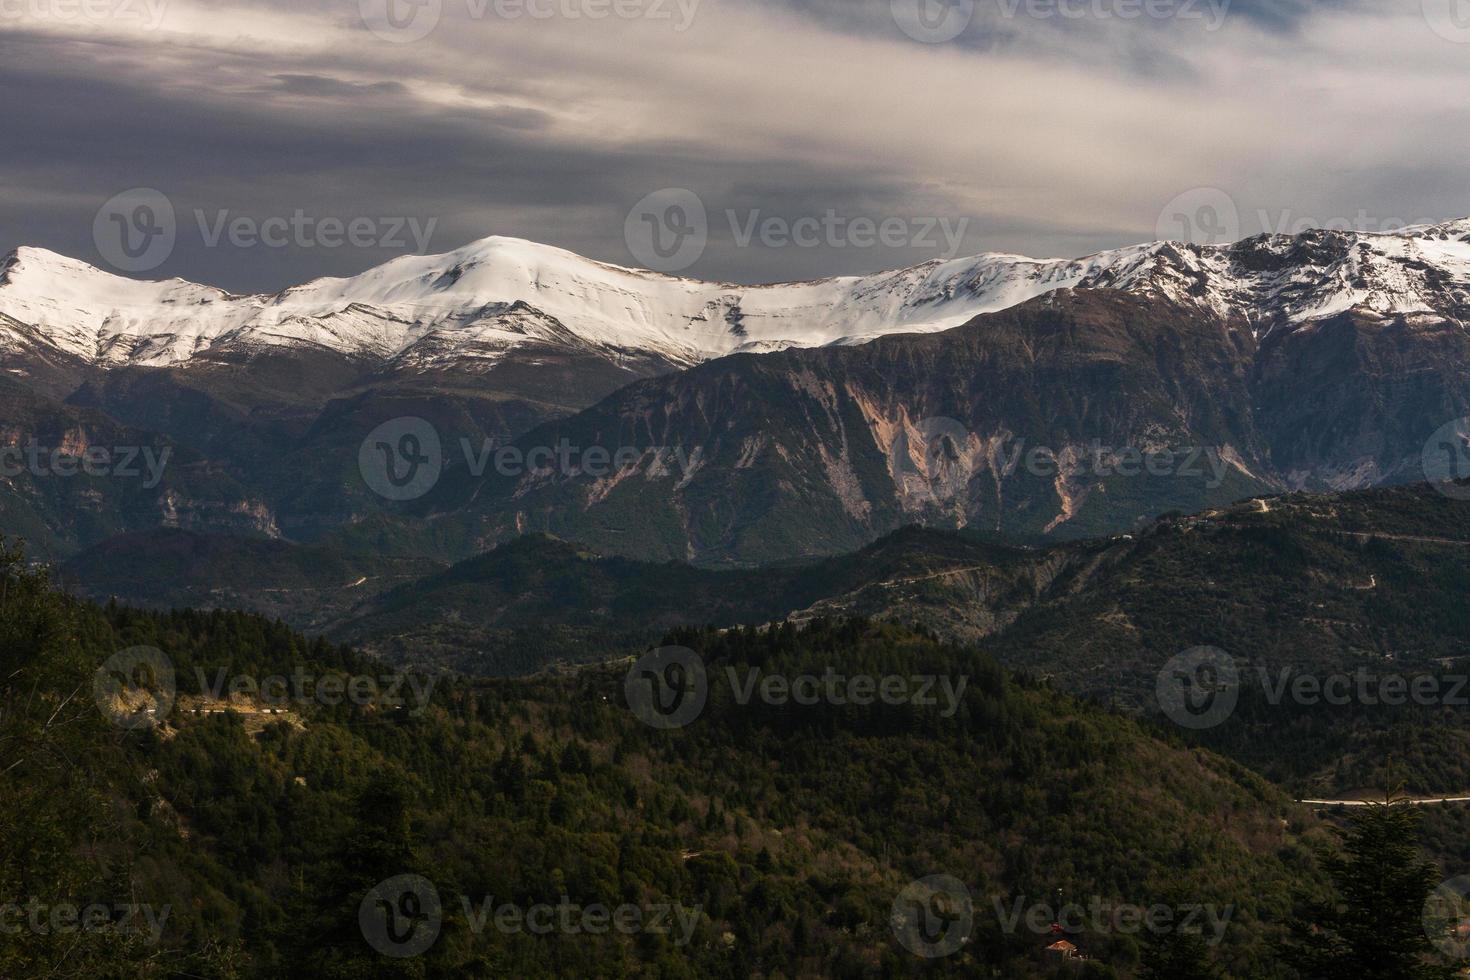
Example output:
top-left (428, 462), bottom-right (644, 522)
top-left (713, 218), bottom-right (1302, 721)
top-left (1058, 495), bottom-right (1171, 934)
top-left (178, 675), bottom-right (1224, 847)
top-left (1337, 530), bottom-right (1470, 547)
top-left (1299, 797), bottom-right (1470, 806)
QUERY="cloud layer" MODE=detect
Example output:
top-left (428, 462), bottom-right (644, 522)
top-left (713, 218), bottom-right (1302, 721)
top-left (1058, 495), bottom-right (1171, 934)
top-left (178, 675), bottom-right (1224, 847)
top-left (1, 0), bottom-right (1466, 291)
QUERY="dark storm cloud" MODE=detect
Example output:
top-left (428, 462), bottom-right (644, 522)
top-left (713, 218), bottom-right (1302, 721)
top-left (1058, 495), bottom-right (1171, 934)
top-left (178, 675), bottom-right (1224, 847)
top-left (0, 0), bottom-right (1462, 294)
top-left (0, 26), bottom-right (962, 290)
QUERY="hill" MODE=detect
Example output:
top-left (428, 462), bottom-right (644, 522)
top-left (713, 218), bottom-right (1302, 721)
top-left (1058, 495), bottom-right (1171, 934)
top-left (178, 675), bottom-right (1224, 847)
top-left (3, 545), bottom-right (1337, 978)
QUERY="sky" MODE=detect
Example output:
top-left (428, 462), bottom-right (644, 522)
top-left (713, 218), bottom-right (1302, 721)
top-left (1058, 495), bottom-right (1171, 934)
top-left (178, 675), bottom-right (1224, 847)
top-left (1, 0), bottom-right (1467, 292)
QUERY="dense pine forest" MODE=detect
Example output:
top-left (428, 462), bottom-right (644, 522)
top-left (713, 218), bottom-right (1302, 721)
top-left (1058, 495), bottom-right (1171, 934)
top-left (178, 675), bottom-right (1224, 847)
top-left (4, 533), bottom-right (1467, 977)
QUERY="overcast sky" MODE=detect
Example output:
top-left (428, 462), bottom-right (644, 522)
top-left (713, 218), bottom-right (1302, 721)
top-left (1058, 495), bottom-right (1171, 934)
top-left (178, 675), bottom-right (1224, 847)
top-left (1, 0), bottom-right (1467, 292)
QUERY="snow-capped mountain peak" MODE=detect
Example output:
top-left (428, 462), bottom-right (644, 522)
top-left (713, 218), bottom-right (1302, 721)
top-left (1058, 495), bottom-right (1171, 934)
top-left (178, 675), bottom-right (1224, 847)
top-left (3, 222), bottom-right (1469, 372)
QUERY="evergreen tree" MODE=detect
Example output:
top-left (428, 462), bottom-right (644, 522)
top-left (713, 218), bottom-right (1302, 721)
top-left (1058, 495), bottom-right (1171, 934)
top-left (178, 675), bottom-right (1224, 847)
top-left (1285, 802), bottom-right (1454, 979)
top-left (1138, 929), bottom-right (1220, 980)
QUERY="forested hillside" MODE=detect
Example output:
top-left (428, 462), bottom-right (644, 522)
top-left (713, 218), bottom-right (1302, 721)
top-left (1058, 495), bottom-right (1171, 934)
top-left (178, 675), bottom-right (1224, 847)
top-left (2, 541), bottom-right (1344, 978)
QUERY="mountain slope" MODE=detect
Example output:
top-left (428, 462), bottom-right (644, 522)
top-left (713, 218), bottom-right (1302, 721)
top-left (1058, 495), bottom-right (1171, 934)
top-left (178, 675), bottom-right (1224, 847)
top-left (4, 222), bottom-right (1470, 563)
top-left (5, 220), bottom-right (1470, 374)
top-left (61, 524), bottom-right (1050, 672)
top-left (6, 555), bottom-right (1334, 977)
top-left (61, 482), bottom-right (1470, 811)
top-left (415, 290), bottom-right (1280, 563)
top-left (56, 527), bottom-right (441, 628)
top-left (370, 267), bottom-right (1461, 565)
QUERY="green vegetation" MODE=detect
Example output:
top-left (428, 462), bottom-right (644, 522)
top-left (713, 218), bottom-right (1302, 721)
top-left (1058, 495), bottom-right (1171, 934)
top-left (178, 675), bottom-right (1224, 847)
top-left (62, 484), bottom-right (1470, 806)
top-left (1283, 803), bottom-right (1455, 979)
top-left (5, 539), bottom-right (1348, 978)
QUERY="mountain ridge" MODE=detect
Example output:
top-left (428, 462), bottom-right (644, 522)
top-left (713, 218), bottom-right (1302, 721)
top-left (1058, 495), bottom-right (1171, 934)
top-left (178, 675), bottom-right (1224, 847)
top-left (4, 222), bottom-right (1469, 564)
top-left (6, 218), bottom-right (1469, 375)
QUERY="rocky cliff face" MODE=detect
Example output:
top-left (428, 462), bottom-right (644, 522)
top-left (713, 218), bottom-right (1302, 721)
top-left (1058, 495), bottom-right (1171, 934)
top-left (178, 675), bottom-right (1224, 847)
top-left (0, 380), bottom-right (280, 557)
top-left (1252, 307), bottom-right (1470, 489)
top-left (433, 289), bottom-right (1468, 564)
